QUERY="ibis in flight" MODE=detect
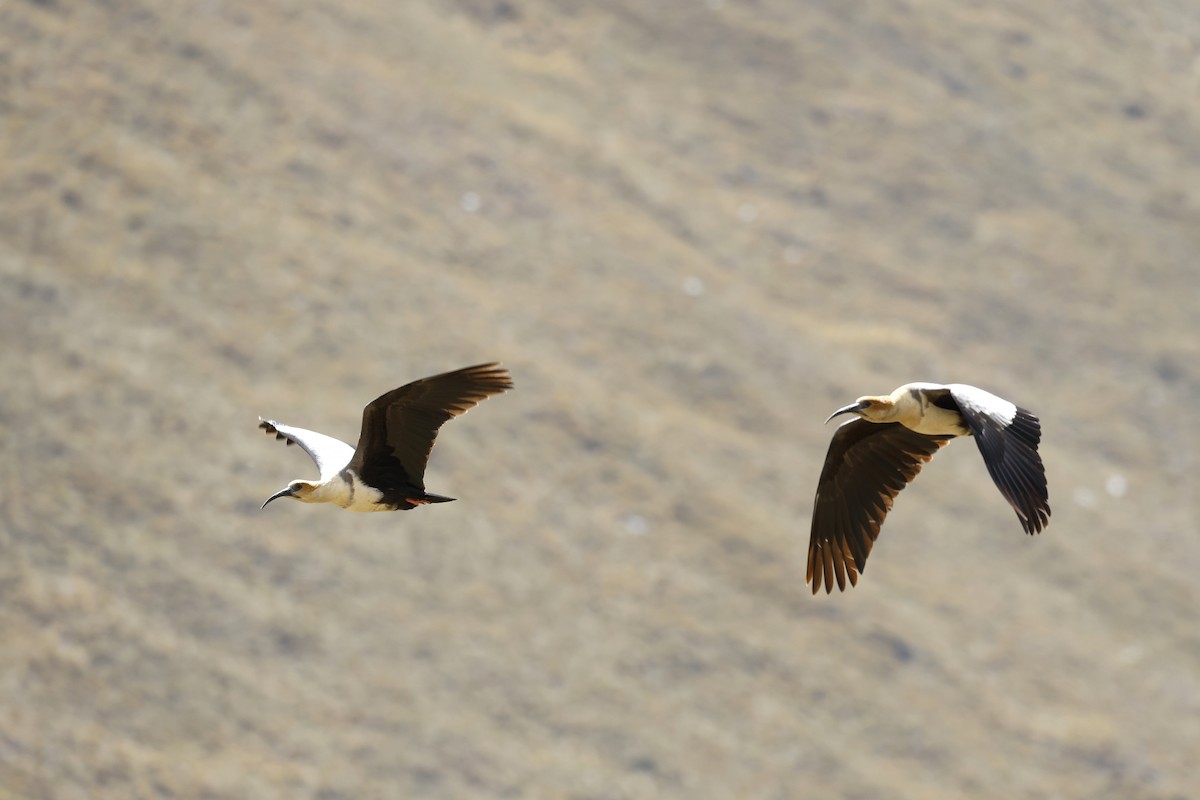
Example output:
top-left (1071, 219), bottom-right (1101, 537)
top-left (807, 382), bottom-right (1049, 593)
top-left (259, 363), bottom-right (512, 512)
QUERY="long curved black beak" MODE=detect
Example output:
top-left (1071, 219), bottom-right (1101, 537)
top-left (262, 486), bottom-right (296, 509)
top-left (824, 401), bottom-right (867, 424)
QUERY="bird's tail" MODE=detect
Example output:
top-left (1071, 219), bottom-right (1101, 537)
top-left (409, 491), bottom-right (456, 505)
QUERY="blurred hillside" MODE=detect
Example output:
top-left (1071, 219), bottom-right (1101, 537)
top-left (3, 0), bottom-right (1199, 797)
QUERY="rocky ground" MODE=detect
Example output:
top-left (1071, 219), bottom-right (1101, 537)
top-left (3, 1), bottom-right (1198, 797)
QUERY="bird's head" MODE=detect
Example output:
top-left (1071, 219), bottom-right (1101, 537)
top-left (262, 480), bottom-right (318, 508)
top-left (825, 395), bottom-right (895, 424)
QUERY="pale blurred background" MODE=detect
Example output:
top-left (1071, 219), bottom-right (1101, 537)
top-left (3, 1), bottom-right (1198, 798)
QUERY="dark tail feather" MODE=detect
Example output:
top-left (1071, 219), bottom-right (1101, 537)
top-left (416, 492), bottom-right (456, 504)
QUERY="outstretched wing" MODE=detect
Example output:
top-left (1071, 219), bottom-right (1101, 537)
top-left (348, 363), bottom-right (513, 491)
top-left (258, 419), bottom-right (355, 482)
top-left (808, 420), bottom-right (951, 594)
top-left (947, 384), bottom-right (1050, 535)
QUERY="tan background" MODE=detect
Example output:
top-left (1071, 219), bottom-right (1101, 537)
top-left (3, 1), bottom-right (1198, 798)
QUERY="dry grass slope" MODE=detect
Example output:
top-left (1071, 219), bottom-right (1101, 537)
top-left (3, 1), bottom-right (1199, 798)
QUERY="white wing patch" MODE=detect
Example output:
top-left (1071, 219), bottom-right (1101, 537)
top-left (946, 384), bottom-right (1017, 426)
top-left (258, 419), bottom-right (355, 482)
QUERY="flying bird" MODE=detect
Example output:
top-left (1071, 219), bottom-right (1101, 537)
top-left (807, 382), bottom-right (1049, 594)
top-left (259, 363), bottom-right (512, 512)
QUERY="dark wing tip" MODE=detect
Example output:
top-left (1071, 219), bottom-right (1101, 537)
top-left (463, 362), bottom-right (514, 387)
top-left (259, 419), bottom-right (298, 446)
top-left (440, 363), bottom-right (514, 410)
top-left (1019, 501), bottom-right (1052, 535)
top-left (453, 362), bottom-right (513, 382)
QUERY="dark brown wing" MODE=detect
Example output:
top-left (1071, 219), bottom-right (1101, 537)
top-left (348, 363), bottom-right (513, 492)
top-left (807, 420), bottom-right (952, 594)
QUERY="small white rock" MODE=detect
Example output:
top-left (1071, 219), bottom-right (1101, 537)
top-left (460, 192), bottom-right (482, 213)
top-left (623, 514), bottom-right (649, 535)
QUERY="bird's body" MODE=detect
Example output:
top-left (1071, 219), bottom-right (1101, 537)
top-left (259, 363), bottom-right (512, 512)
top-left (807, 382), bottom-right (1049, 594)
